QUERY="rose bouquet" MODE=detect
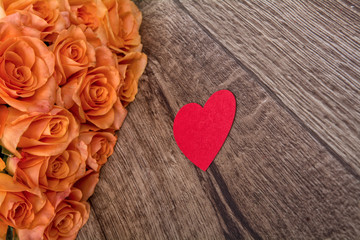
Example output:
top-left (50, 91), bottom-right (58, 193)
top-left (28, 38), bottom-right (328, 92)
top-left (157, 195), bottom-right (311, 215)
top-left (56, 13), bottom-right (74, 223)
top-left (0, 0), bottom-right (147, 239)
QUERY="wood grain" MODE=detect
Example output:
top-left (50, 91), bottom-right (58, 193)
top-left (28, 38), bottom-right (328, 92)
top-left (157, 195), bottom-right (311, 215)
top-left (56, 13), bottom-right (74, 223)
top-left (78, 1), bottom-right (360, 239)
top-left (176, 0), bottom-right (360, 175)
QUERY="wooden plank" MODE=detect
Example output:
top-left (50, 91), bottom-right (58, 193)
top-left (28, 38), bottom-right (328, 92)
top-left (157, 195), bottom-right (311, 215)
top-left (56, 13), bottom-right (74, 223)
top-left (176, 0), bottom-right (360, 174)
top-left (77, 206), bottom-right (106, 240)
top-left (78, 1), bottom-right (360, 239)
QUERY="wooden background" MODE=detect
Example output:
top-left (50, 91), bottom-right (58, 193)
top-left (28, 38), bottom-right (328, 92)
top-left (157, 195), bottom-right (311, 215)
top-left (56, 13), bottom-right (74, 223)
top-left (78, 1), bottom-right (360, 239)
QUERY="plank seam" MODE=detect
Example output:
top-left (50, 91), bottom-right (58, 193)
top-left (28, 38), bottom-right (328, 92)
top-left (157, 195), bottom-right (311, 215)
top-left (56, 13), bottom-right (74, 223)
top-left (173, 0), bottom-right (360, 181)
top-left (209, 164), bottom-right (263, 240)
top-left (195, 168), bottom-right (247, 239)
top-left (144, 53), bottom-right (261, 238)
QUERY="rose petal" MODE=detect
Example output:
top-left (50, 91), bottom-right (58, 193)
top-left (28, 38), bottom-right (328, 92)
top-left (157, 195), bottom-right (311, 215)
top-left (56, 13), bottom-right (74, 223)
top-left (74, 171), bottom-right (99, 202)
top-left (0, 105), bottom-right (8, 138)
top-left (0, 174), bottom-right (28, 192)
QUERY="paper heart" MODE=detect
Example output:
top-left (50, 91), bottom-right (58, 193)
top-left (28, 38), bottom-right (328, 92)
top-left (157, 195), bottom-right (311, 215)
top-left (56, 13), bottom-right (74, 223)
top-left (173, 90), bottom-right (236, 171)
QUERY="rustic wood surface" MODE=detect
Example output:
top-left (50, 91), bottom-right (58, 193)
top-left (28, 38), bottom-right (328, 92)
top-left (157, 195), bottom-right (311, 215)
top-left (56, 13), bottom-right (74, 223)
top-left (78, 1), bottom-right (360, 239)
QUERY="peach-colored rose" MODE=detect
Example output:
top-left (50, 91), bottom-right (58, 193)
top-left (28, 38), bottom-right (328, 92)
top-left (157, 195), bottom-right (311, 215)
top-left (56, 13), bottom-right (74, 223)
top-left (117, 52), bottom-right (147, 106)
top-left (0, 105), bottom-right (8, 139)
top-left (44, 188), bottom-right (89, 240)
top-left (66, 0), bottom-right (107, 31)
top-left (6, 154), bottom-right (48, 190)
top-left (101, 0), bottom-right (142, 54)
top-left (0, 221), bottom-right (7, 239)
top-left (0, 158), bottom-right (5, 171)
top-left (0, 174), bottom-right (56, 240)
top-left (7, 144), bottom-right (86, 192)
top-left (73, 170), bottom-right (99, 201)
top-left (0, 174), bottom-right (54, 239)
top-left (0, 11), bottom-right (48, 40)
top-left (0, 173), bottom-right (29, 193)
top-left (0, 36), bottom-right (56, 112)
top-left (61, 0), bottom-right (108, 48)
top-left (95, 45), bottom-right (117, 68)
top-left (59, 66), bottom-right (127, 129)
top-left (3, 0), bottom-right (69, 42)
top-left (78, 129), bottom-right (117, 171)
top-left (14, 194), bottom-right (55, 240)
top-left (0, 21), bottom-right (23, 42)
top-left (0, 106), bottom-right (79, 158)
top-left (0, 3), bottom-right (5, 19)
top-left (46, 189), bottom-right (71, 210)
top-left (51, 25), bottom-right (95, 85)
top-left (0, 192), bottom-right (35, 229)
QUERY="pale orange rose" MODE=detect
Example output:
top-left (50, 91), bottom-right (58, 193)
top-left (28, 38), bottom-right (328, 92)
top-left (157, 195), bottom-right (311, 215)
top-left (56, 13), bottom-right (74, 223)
top-left (0, 174), bottom-right (60, 240)
top-left (0, 21), bottom-right (23, 42)
top-left (51, 25), bottom-right (96, 85)
top-left (0, 221), bottom-right (7, 239)
top-left (59, 66), bottom-right (127, 129)
top-left (46, 189), bottom-right (71, 210)
top-left (0, 12), bottom-right (48, 40)
top-left (0, 158), bottom-right (5, 171)
top-left (117, 52), bottom-right (147, 106)
top-left (0, 105), bottom-right (8, 139)
top-left (95, 45), bottom-right (117, 68)
top-left (66, 0), bottom-right (107, 31)
top-left (44, 188), bottom-right (89, 240)
top-left (61, 0), bottom-right (108, 48)
top-left (78, 129), bottom-right (117, 171)
top-left (7, 143), bottom-right (86, 192)
top-left (0, 174), bottom-right (54, 239)
top-left (0, 3), bottom-right (5, 18)
top-left (2, 0), bottom-right (69, 42)
top-left (0, 36), bottom-right (56, 112)
top-left (101, 0), bottom-right (142, 54)
top-left (14, 194), bottom-right (55, 240)
top-left (0, 106), bottom-right (79, 158)
top-left (73, 170), bottom-right (99, 201)
top-left (0, 192), bottom-right (35, 229)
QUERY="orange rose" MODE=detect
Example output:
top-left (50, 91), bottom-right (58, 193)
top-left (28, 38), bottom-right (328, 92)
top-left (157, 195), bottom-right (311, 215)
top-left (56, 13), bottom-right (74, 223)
top-left (0, 192), bottom-right (35, 228)
top-left (59, 66), bottom-right (127, 129)
top-left (0, 106), bottom-right (79, 158)
top-left (46, 189), bottom-right (72, 211)
top-left (102, 0), bottom-right (142, 53)
top-left (78, 129), bottom-right (117, 171)
top-left (44, 188), bottom-right (89, 240)
top-left (0, 12), bottom-right (48, 40)
top-left (0, 174), bottom-right (54, 239)
top-left (0, 36), bottom-right (56, 112)
top-left (51, 25), bottom-right (96, 85)
top-left (0, 221), bottom-right (7, 239)
top-left (0, 192), bottom-right (54, 231)
top-left (0, 3), bottom-right (4, 18)
top-left (95, 45), bottom-right (117, 68)
top-left (0, 20), bottom-right (23, 42)
top-left (73, 170), bottom-right (99, 201)
top-left (0, 158), bottom-right (5, 171)
top-left (0, 105), bottom-right (8, 139)
top-left (61, 0), bottom-right (108, 48)
top-left (15, 194), bottom-right (55, 240)
top-left (7, 144), bottom-right (86, 192)
top-left (117, 52), bottom-right (147, 106)
top-left (3, 0), bottom-right (69, 42)
top-left (66, 0), bottom-right (107, 31)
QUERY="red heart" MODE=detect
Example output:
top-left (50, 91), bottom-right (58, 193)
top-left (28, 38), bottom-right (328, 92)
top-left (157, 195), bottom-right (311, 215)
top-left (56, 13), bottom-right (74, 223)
top-left (173, 90), bottom-right (236, 171)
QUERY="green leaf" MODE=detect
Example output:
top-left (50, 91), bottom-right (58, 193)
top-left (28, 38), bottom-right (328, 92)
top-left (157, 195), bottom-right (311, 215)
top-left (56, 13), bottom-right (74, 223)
top-left (6, 226), bottom-right (13, 240)
top-left (1, 147), bottom-right (12, 157)
top-left (0, 145), bottom-right (12, 165)
top-left (5, 226), bottom-right (19, 240)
